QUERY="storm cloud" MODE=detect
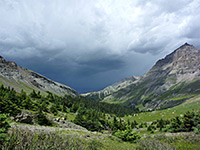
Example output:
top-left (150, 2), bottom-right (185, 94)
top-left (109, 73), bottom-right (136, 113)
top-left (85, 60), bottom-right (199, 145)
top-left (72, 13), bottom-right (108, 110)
top-left (0, 0), bottom-right (200, 93)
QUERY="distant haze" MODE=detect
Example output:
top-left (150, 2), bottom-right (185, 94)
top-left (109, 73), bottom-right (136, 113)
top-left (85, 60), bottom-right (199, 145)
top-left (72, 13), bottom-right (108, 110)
top-left (0, 0), bottom-right (200, 93)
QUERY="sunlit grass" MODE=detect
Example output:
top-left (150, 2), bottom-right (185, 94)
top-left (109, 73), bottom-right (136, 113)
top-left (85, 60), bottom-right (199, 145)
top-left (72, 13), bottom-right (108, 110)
top-left (124, 94), bottom-right (200, 123)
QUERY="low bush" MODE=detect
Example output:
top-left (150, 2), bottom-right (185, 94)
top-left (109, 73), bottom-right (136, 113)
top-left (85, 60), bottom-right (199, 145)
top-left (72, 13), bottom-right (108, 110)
top-left (35, 111), bottom-right (53, 126)
top-left (0, 114), bottom-right (10, 149)
top-left (114, 125), bottom-right (141, 142)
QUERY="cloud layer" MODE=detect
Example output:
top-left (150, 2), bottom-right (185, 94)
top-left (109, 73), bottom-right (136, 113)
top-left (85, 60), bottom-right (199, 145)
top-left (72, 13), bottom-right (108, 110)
top-left (0, 0), bottom-right (200, 92)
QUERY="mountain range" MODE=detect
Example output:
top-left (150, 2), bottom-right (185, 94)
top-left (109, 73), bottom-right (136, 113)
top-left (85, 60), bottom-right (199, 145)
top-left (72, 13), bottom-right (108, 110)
top-left (83, 43), bottom-right (200, 110)
top-left (1, 43), bottom-right (200, 110)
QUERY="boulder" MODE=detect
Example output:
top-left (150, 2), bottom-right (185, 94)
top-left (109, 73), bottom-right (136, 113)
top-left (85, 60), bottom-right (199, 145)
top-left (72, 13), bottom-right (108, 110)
top-left (14, 111), bottom-right (34, 124)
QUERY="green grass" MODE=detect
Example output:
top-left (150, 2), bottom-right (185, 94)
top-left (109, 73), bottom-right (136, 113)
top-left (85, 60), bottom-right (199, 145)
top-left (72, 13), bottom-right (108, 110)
top-left (104, 80), bottom-right (151, 105)
top-left (3, 125), bottom-right (136, 150)
top-left (128, 80), bottom-right (151, 97)
top-left (67, 113), bottom-right (77, 121)
top-left (156, 82), bottom-right (186, 101)
top-left (0, 75), bottom-right (32, 91)
top-left (166, 76), bottom-right (177, 83)
top-left (136, 133), bottom-right (200, 150)
top-left (0, 75), bottom-right (47, 96)
top-left (0, 76), bottom-right (13, 85)
top-left (167, 95), bottom-right (195, 101)
top-left (62, 129), bottom-right (136, 150)
top-left (124, 94), bottom-right (200, 123)
top-left (17, 81), bottom-right (35, 92)
top-left (102, 98), bottom-right (127, 104)
top-left (15, 81), bottom-right (46, 96)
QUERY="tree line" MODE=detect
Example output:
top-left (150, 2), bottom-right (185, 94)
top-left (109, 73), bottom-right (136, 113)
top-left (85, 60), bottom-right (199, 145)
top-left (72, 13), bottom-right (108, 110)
top-left (0, 85), bottom-right (138, 117)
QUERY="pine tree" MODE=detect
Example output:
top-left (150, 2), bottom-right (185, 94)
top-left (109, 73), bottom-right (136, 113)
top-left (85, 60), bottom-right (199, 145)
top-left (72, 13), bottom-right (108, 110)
top-left (182, 111), bottom-right (195, 131)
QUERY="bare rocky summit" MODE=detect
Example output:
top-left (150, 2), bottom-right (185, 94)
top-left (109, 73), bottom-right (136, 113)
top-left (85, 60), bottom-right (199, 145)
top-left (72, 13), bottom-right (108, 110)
top-left (0, 56), bottom-right (78, 96)
top-left (83, 43), bottom-right (200, 110)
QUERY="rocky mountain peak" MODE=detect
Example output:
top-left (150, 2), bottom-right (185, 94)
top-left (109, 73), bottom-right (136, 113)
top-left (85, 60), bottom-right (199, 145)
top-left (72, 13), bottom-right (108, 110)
top-left (153, 43), bottom-right (199, 69)
top-left (142, 43), bottom-right (200, 88)
top-left (0, 56), bottom-right (20, 70)
top-left (172, 43), bottom-right (199, 60)
top-left (180, 42), bottom-right (191, 47)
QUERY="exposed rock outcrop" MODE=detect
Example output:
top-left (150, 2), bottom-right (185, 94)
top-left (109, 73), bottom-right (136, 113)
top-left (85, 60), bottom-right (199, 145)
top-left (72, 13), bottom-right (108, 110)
top-left (14, 111), bottom-right (34, 124)
top-left (51, 117), bottom-right (87, 130)
top-left (13, 111), bottom-right (87, 131)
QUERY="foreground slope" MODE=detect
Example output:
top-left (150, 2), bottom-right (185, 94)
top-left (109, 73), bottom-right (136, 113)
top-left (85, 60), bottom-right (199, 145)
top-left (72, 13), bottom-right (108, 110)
top-left (0, 56), bottom-right (78, 96)
top-left (84, 43), bottom-right (200, 109)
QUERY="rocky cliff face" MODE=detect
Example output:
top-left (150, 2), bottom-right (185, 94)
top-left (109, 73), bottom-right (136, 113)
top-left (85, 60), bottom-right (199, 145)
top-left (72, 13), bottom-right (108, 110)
top-left (83, 43), bottom-right (200, 109)
top-left (0, 56), bottom-right (78, 96)
top-left (144, 43), bottom-right (200, 83)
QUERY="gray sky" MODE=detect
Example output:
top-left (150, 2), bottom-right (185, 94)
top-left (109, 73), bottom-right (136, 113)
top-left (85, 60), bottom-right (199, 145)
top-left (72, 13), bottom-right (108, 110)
top-left (0, 0), bottom-right (200, 93)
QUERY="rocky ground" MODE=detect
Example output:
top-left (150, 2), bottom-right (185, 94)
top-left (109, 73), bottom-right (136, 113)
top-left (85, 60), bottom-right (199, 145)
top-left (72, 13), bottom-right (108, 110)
top-left (11, 123), bottom-right (87, 133)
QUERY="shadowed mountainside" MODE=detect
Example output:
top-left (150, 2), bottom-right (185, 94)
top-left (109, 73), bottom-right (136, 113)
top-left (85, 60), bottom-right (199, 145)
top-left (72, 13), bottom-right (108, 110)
top-left (0, 56), bottom-right (78, 96)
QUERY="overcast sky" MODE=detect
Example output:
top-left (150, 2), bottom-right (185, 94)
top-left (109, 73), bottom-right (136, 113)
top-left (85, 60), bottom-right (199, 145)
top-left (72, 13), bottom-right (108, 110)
top-left (0, 0), bottom-right (200, 93)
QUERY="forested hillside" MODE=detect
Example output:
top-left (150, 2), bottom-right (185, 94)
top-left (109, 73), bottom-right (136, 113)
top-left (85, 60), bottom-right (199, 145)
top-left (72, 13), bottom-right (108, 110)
top-left (1, 83), bottom-right (200, 149)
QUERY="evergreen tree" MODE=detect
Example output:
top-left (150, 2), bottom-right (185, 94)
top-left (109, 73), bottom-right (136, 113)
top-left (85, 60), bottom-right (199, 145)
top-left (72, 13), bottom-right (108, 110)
top-left (168, 116), bottom-right (183, 132)
top-left (182, 111), bottom-right (195, 131)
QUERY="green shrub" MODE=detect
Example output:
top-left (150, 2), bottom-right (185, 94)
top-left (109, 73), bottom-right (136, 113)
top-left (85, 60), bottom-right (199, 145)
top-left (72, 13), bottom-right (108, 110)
top-left (50, 104), bottom-right (58, 115)
top-left (35, 111), bottom-right (53, 126)
top-left (147, 124), bottom-right (156, 133)
top-left (0, 114), bottom-right (10, 148)
top-left (193, 124), bottom-right (200, 134)
top-left (114, 125), bottom-right (140, 142)
top-left (164, 111), bottom-right (200, 133)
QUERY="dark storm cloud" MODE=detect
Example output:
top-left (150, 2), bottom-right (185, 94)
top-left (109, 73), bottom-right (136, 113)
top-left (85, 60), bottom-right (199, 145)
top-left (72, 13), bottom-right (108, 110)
top-left (0, 0), bottom-right (200, 93)
top-left (76, 57), bottom-right (125, 76)
top-left (11, 54), bottom-right (125, 93)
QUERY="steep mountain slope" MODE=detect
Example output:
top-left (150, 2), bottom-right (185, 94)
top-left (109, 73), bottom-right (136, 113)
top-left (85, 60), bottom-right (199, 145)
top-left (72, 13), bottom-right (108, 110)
top-left (84, 43), bottom-right (200, 109)
top-left (82, 76), bottom-right (139, 100)
top-left (0, 56), bottom-right (78, 96)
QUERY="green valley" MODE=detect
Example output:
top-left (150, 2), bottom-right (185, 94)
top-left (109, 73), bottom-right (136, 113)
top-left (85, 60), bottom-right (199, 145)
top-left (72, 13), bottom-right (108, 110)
top-left (1, 43), bottom-right (200, 149)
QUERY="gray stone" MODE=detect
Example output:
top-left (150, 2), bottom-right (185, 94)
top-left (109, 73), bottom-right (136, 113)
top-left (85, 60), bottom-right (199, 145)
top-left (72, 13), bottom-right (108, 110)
top-left (14, 111), bottom-right (34, 124)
